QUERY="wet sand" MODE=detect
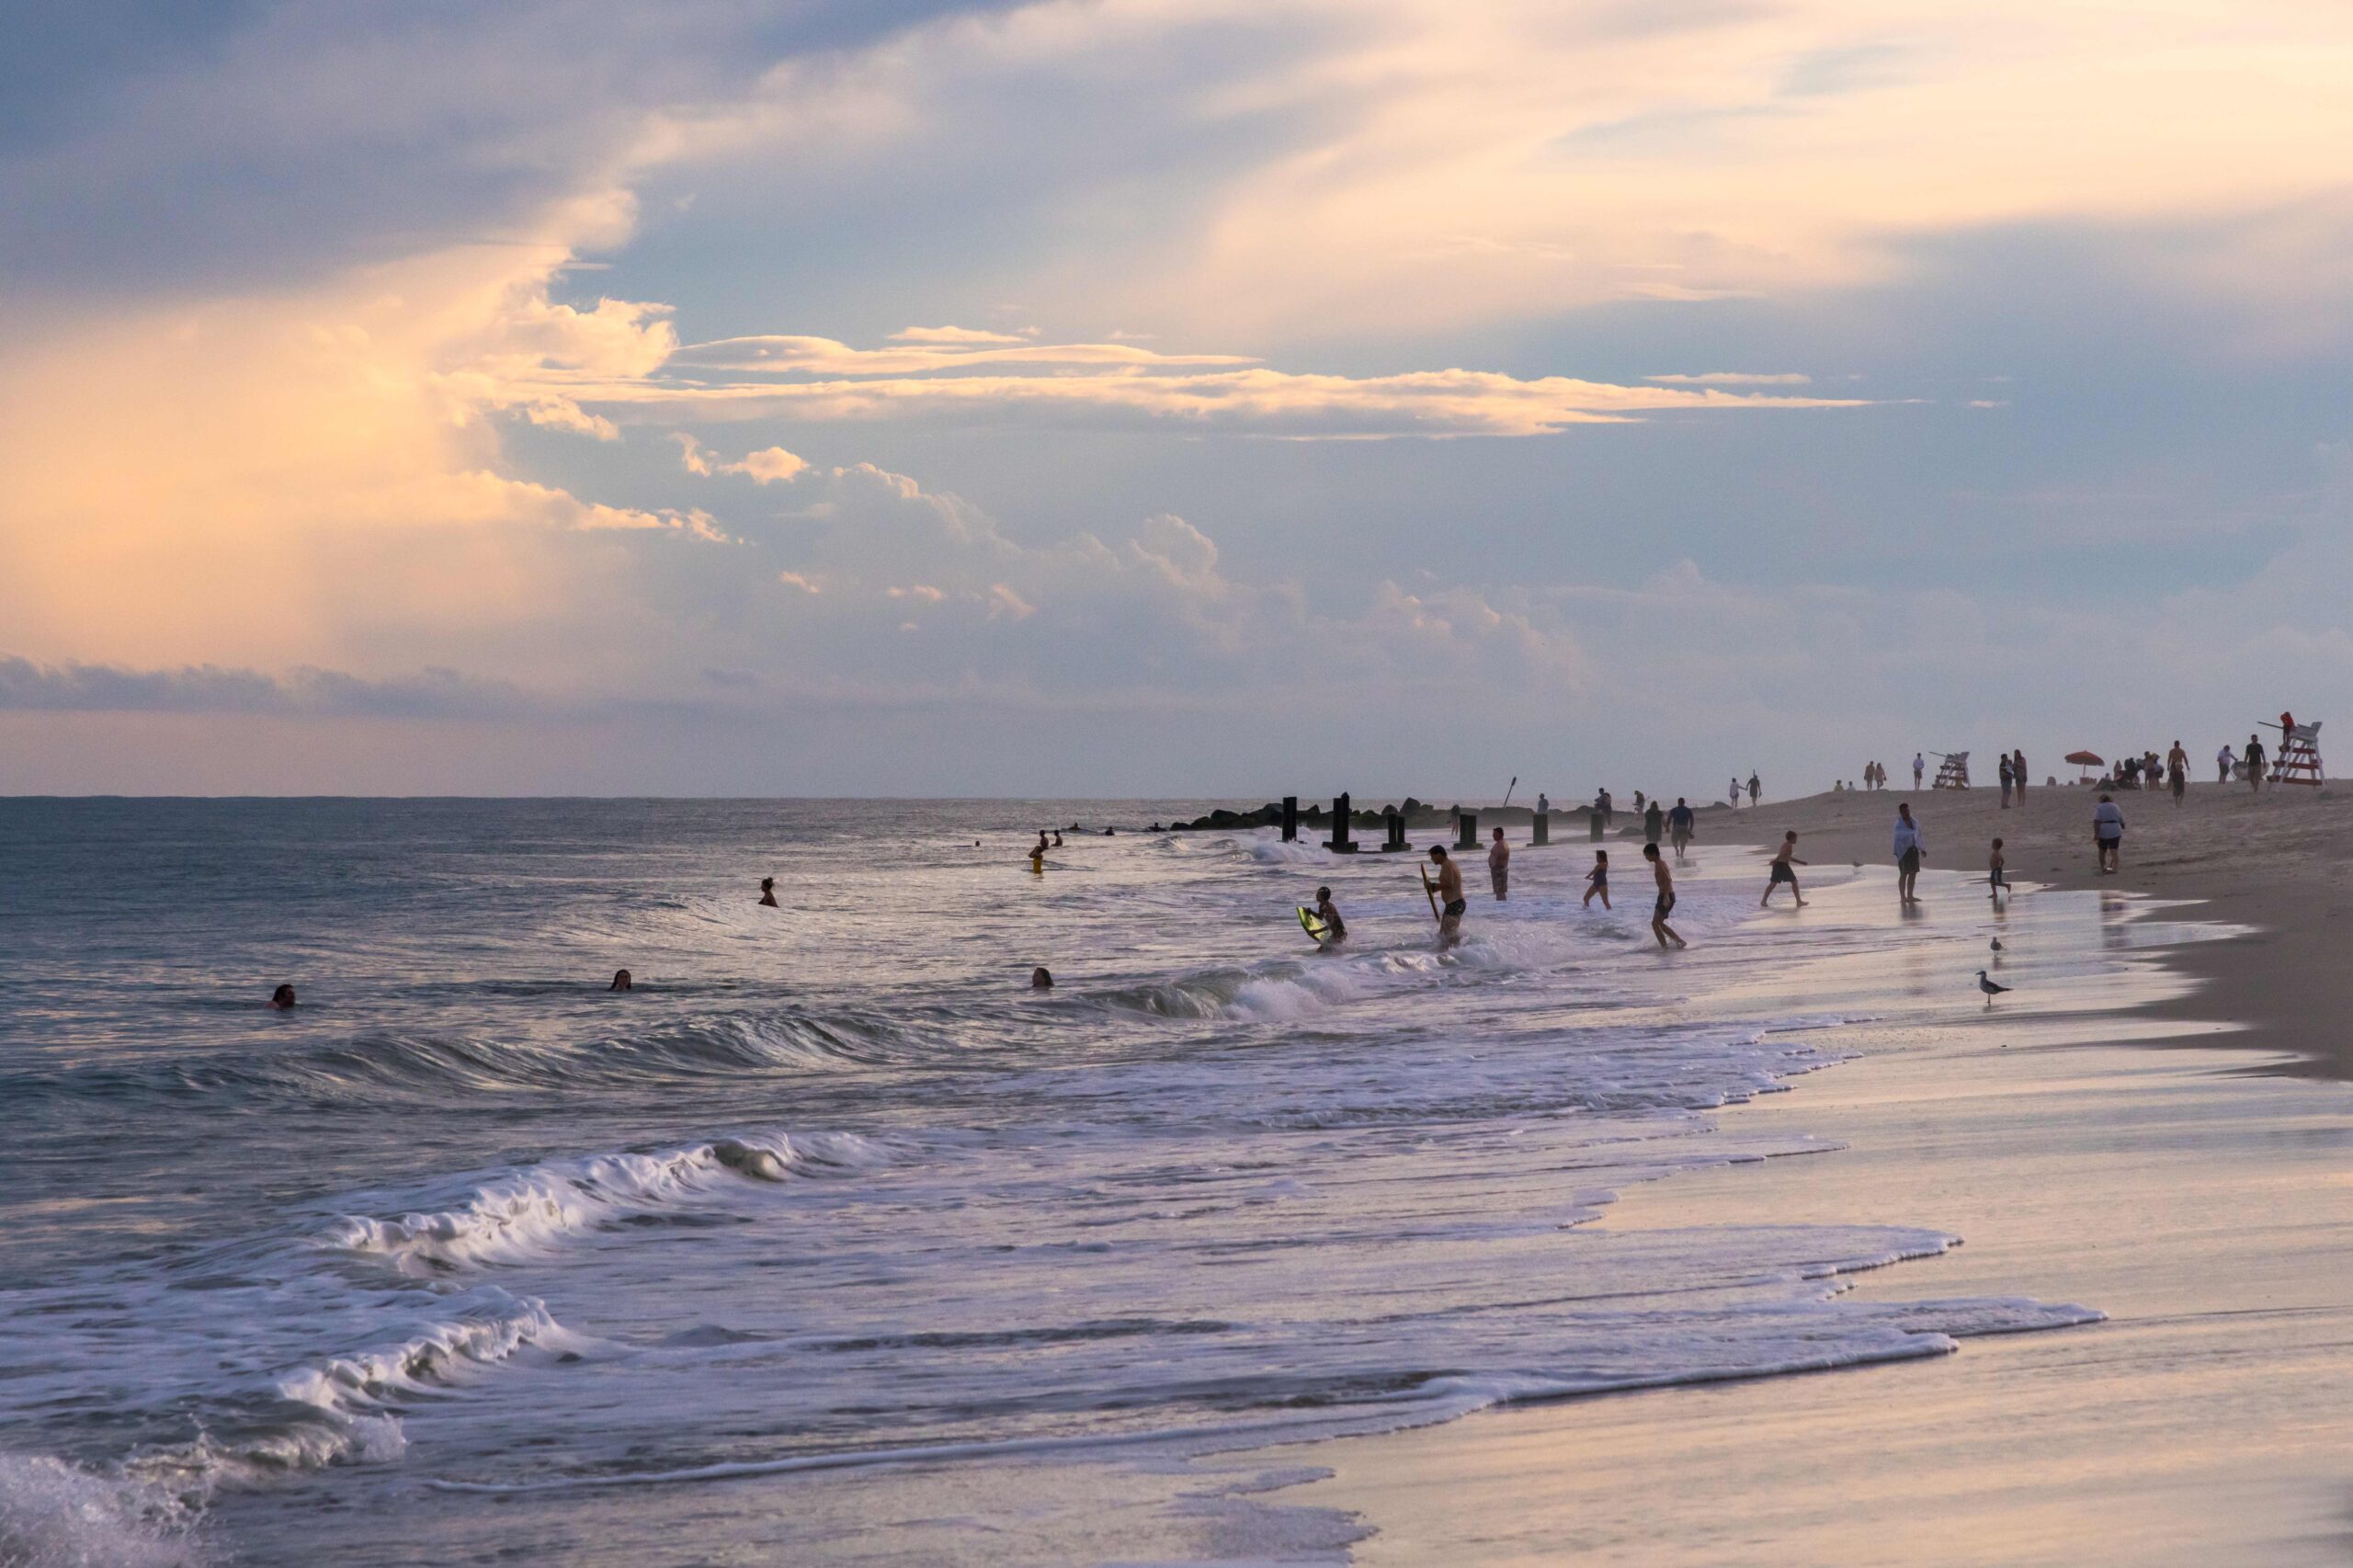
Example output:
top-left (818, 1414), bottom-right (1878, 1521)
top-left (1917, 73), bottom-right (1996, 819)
top-left (1295, 805), bottom-right (2353, 1564)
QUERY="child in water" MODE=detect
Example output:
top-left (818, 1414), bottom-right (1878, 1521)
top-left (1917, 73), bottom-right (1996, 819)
top-left (1582, 850), bottom-right (1610, 909)
top-left (1310, 885), bottom-right (1347, 948)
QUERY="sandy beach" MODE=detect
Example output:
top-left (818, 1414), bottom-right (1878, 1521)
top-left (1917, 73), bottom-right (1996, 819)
top-left (1299, 785), bottom-right (2353, 1563)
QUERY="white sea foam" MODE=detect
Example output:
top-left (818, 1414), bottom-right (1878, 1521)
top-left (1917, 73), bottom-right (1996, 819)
top-left (0, 1453), bottom-right (201, 1568)
top-left (322, 1131), bottom-right (885, 1276)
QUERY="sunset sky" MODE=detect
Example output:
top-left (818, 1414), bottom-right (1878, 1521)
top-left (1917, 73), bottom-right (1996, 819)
top-left (6, 0), bottom-right (2352, 795)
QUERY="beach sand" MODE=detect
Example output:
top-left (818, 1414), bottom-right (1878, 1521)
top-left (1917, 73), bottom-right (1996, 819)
top-left (1294, 784), bottom-right (2353, 1564)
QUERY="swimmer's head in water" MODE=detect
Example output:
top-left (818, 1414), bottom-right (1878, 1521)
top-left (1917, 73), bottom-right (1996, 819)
top-left (269, 983), bottom-right (296, 1008)
top-left (760, 877), bottom-right (774, 891)
top-left (609, 969), bottom-right (632, 991)
top-left (1030, 967), bottom-right (1052, 990)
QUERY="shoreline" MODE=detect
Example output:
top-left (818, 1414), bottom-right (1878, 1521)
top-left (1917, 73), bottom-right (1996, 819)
top-left (1703, 780), bottom-right (2353, 1075)
top-left (1289, 863), bottom-right (2353, 1563)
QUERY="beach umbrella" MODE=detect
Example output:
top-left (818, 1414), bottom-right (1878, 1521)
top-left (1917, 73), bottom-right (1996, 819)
top-left (2065, 749), bottom-right (2102, 782)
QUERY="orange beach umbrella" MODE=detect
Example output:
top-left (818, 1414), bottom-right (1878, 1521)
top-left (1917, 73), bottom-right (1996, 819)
top-left (2064, 750), bottom-right (2102, 781)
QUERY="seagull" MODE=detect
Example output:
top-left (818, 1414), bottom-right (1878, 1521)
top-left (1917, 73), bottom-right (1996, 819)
top-left (1976, 970), bottom-right (2011, 1001)
top-left (1990, 937), bottom-right (2004, 951)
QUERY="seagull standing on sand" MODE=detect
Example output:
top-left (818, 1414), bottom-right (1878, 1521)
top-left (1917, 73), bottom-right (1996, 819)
top-left (1976, 970), bottom-right (2011, 1003)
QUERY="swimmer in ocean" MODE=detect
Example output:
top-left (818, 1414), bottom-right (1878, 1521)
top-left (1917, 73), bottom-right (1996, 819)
top-left (609, 969), bottom-right (633, 991)
top-left (1030, 966), bottom-right (1053, 990)
top-left (758, 877), bottom-right (779, 906)
top-left (269, 983), bottom-right (297, 1009)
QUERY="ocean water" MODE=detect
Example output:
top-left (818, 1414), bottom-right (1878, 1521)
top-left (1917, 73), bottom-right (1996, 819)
top-left (0, 800), bottom-right (2194, 1565)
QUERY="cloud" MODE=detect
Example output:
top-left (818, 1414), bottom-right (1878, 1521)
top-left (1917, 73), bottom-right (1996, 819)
top-left (667, 335), bottom-right (1260, 374)
top-left (0, 656), bottom-right (538, 720)
top-left (888, 325), bottom-right (1032, 344)
top-left (573, 342), bottom-right (1869, 437)
top-left (675, 434), bottom-right (809, 483)
top-left (1646, 371), bottom-right (1814, 385)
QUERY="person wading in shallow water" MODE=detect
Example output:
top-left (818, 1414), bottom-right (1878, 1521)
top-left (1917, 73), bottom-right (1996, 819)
top-left (1643, 843), bottom-right (1687, 949)
top-left (1427, 845), bottom-right (1466, 949)
top-left (1761, 832), bottom-right (1808, 908)
top-left (1893, 802), bottom-right (1926, 905)
top-left (1487, 827), bottom-right (1510, 901)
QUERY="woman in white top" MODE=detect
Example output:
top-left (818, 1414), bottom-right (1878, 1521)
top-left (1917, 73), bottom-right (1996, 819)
top-left (2093, 794), bottom-right (2126, 874)
top-left (1893, 804), bottom-right (1926, 905)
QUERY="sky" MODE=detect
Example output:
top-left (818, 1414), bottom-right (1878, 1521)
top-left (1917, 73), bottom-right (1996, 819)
top-left (6, 0), bottom-right (2353, 798)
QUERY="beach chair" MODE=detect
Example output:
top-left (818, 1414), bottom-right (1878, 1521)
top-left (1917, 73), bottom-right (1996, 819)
top-left (1931, 750), bottom-right (1971, 790)
top-left (2270, 722), bottom-right (2325, 787)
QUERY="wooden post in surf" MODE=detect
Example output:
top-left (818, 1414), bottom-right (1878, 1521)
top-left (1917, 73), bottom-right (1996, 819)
top-left (1383, 809), bottom-right (1407, 853)
top-left (1456, 812), bottom-right (1477, 849)
top-left (1281, 796), bottom-right (1298, 841)
top-left (1532, 811), bottom-right (1549, 846)
top-left (1326, 793), bottom-right (1355, 853)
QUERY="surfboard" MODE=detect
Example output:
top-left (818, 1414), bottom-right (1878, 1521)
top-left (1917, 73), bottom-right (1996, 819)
top-left (1297, 906), bottom-right (1333, 942)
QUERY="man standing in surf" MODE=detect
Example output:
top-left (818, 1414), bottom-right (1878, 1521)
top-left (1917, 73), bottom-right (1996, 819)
top-left (1643, 843), bottom-right (1687, 949)
top-left (1425, 845), bottom-right (1466, 949)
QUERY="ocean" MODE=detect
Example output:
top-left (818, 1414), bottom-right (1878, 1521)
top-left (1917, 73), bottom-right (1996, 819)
top-left (0, 799), bottom-right (2178, 1565)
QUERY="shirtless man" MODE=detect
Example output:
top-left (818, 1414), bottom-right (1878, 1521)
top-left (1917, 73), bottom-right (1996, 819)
top-left (2166, 740), bottom-right (2188, 805)
top-left (1643, 843), bottom-right (1687, 948)
top-left (1427, 844), bottom-right (1466, 948)
top-left (1487, 827), bottom-right (1510, 901)
top-left (1761, 831), bottom-right (1807, 907)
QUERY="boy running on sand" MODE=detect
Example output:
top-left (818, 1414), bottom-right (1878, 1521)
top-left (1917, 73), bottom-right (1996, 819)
top-left (1761, 832), bottom-right (1808, 907)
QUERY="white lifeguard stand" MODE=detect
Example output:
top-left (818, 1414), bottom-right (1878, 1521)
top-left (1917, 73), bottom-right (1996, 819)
top-left (2270, 722), bottom-right (2325, 787)
top-left (1931, 750), bottom-right (1971, 790)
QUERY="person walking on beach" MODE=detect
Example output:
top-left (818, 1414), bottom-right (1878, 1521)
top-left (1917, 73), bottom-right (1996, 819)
top-left (2216, 742), bottom-right (2234, 784)
top-left (1582, 850), bottom-right (1611, 909)
top-left (2094, 793), bottom-right (2126, 873)
top-left (2245, 733), bottom-right (2266, 793)
top-left (1913, 753), bottom-right (1926, 790)
top-left (1997, 752), bottom-right (2014, 808)
top-left (2013, 749), bottom-right (2027, 796)
top-left (1746, 772), bottom-right (1760, 808)
top-left (1893, 802), bottom-right (1926, 905)
top-left (2166, 741), bottom-right (2188, 805)
top-left (1427, 845), bottom-right (1466, 948)
top-left (1668, 797), bottom-right (1695, 859)
top-left (1988, 837), bottom-right (2008, 903)
top-left (1487, 827), bottom-right (1510, 902)
top-left (1761, 832), bottom-right (1808, 908)
top-left (1643, 844), bottom-right (1687, 948)
top-left (1643, 799), bottom-right (1665, 847)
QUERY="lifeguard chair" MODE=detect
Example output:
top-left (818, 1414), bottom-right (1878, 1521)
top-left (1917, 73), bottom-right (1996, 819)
top-left (2270, 722), bottom-right (2325, 787)
top-left (1931, 750), bottom-right (1971, 790)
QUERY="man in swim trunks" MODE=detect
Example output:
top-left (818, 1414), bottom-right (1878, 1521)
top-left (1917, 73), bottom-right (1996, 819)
top-left (2166, 741), bottom-right (2188, 805)
top-left (1643, 843), bottom-right (1687, 948)
top-left (1427, 844), bottom-right (1466, 948)
top-left (1487, 827), bottom-right (1510, 901)
top-left (1667, 797), bottom-right (1695, 858)
top-left (1761, 831), bottom-right (1807, 907)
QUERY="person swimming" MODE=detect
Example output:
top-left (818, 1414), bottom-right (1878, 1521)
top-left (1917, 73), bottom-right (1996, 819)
top-left (268, 983), bottom-right (297, 1009)
top-left (758, 877), bottom-right (779, 907)
top-left (1030, 967), bottom-right (1053, 990)
top-left (609, 969), bottom-right (632, 991)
